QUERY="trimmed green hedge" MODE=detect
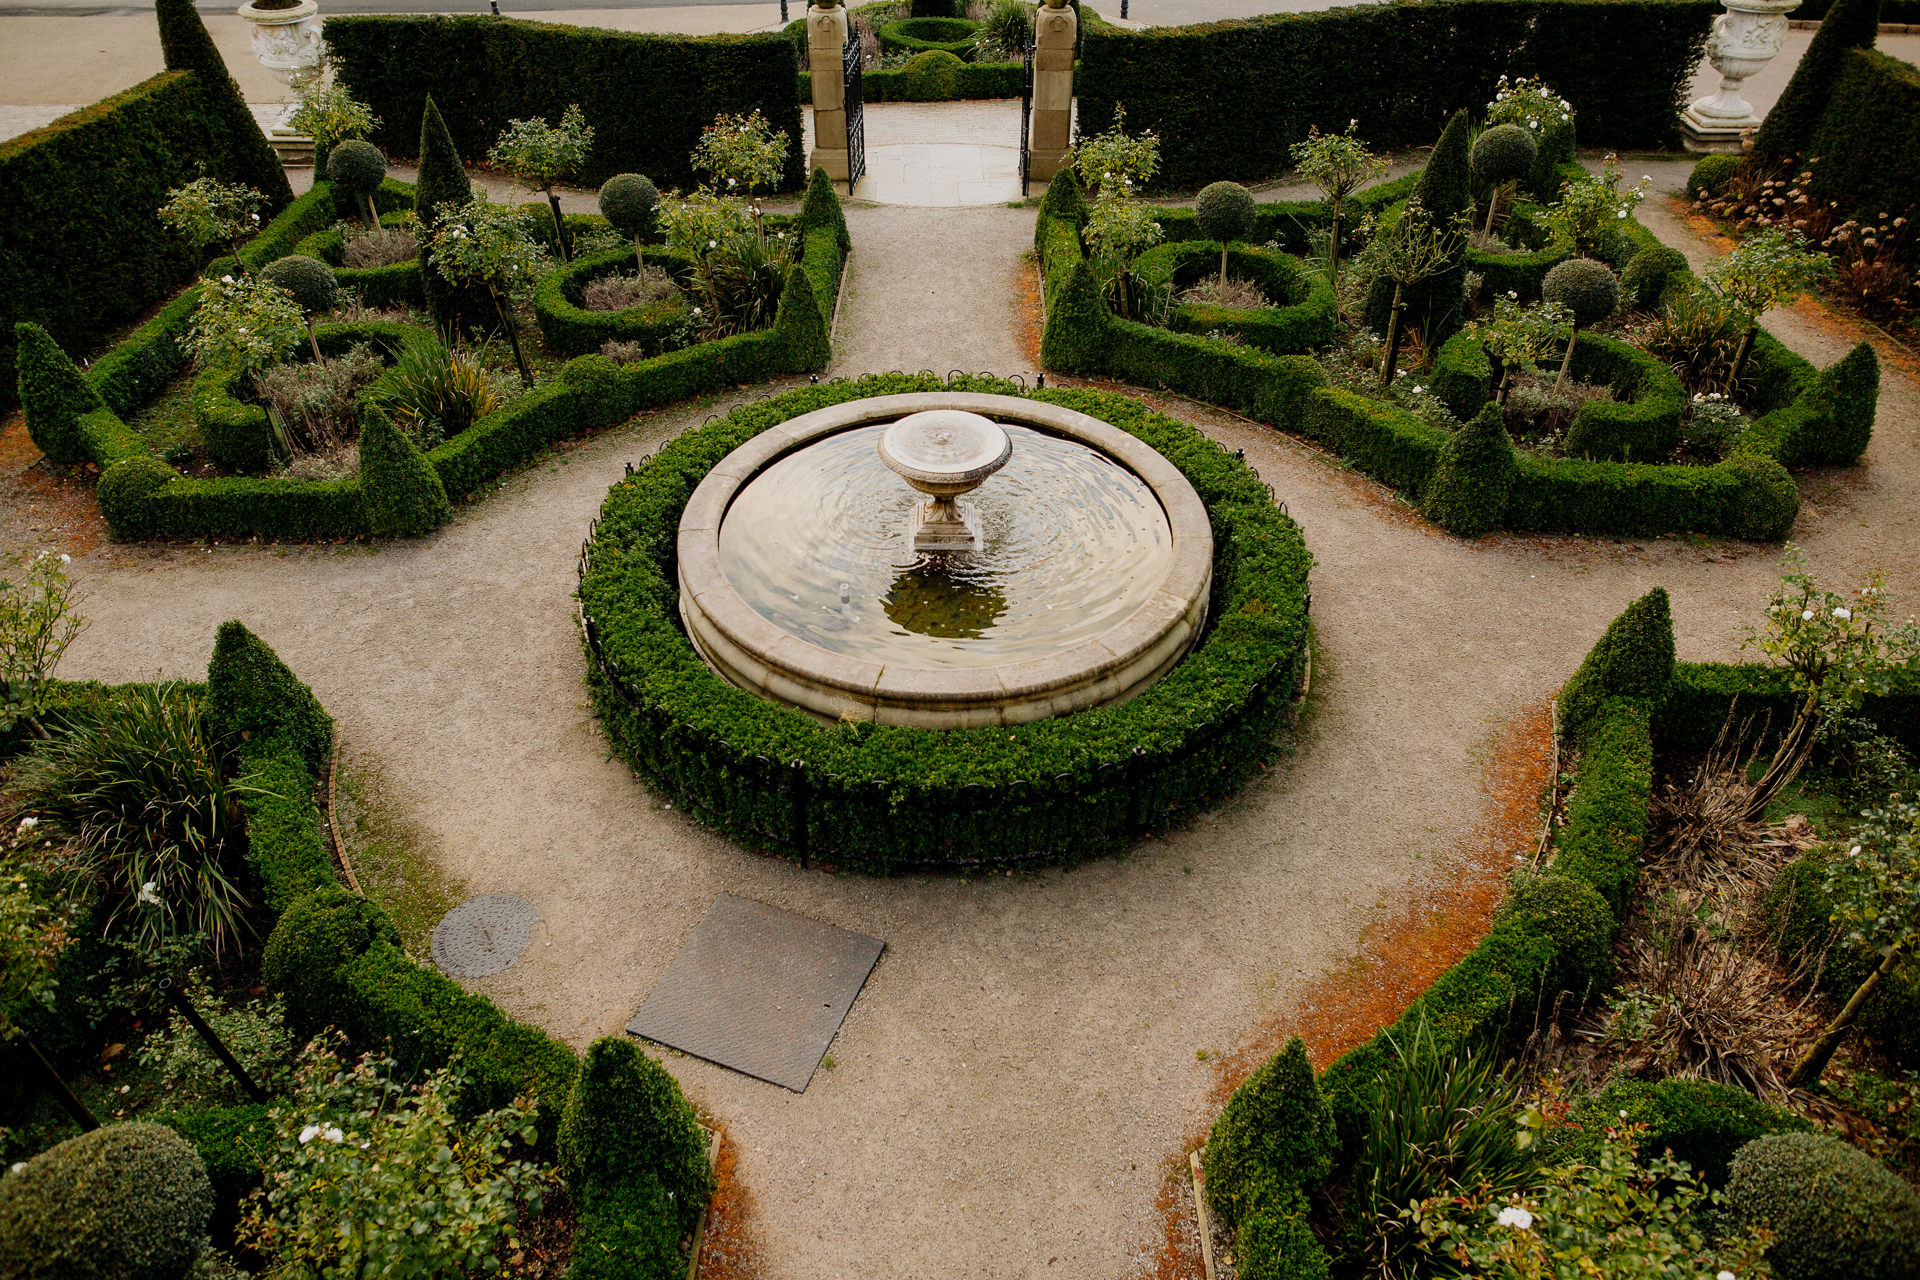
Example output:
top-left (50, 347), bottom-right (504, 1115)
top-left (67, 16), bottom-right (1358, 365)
top-left (880, 15), bottom-right (979, 55)
top-left (1131, 242), bottom-right (1336, 355)
top-left (1038, 202), bottom-right (1804, 541)
top-left (580, 374), bottom-right (1312, 869)
top-left (1466, 207), bottom-right (1575, 301)
top-left (327, 15), bottom-right (805, 191)
top-left (1560, 1078), bottom-right (1810, 1188)
top-left (533, 247), bottom-right (695, 358)
top-left (1076, 0), bottom-right (1717, 189)
top-left (1561, 331), bottom-right (1687, 463)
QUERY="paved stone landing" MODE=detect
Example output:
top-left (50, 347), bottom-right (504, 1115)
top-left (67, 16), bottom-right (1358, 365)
top-left (627, 894), bottom-right (885, 1092)
top-left (432, 894), bottom-right (541, 978)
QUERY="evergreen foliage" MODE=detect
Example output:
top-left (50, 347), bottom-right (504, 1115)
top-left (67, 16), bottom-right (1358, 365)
top-left (206, 617), bottom-right (333, 773)
top-left (1234, 1184), bottom-right (1332, 1280)
top-left (1203, 1037), bottom-right (1335, 1228)
top-left (1556, 585), bottom-right (1675, 735)
top-left (1421, 401), bottom-right (1518, 537)
top-left (260, 885), bottom-right (403, 1037)
top-left (1805, 49), bottom-right (1920, 269)
top-left (1749, 0), bottom-right (1881, 166)
top-left (155, 0), bottom-right (292, 207)
top-left (14, 321), bottom-right (109, 466)
top-left (413, 96), bottom-right (484, 333)
top-left (598, 173), bottom-right (660, 239)
top-left (796, 166), bottom-right (852, 255)
top-left (1364, 110), bottom-right (1472, 350)
top-left (1562, 1078), bottom-right (1811, 1188)
top-left (258, 255), bottom-right (340, 316)
top-left (1726, 1132), bottom-right (1920, 1280)
top-left (357, 407), bottom-right (453, 537)
top-left (559, 1037), bottom-right (714, 1237)
top-left (1541, 257), bottom-right (1619, 328)
top-left (0, 1122), bottom-right (213, 1280)
top-left (1470, 123), bottom-right (1538, 186)
top-left (326, 141), bottom-right (388, 201)
top-left (1194, 181), bottom-right (1257, 245)
top-left (1498, 871), bottom-right (1613, 994)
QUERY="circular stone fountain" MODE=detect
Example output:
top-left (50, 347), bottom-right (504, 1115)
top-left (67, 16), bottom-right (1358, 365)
top-left (677, 393), bottom-right (1213, 729)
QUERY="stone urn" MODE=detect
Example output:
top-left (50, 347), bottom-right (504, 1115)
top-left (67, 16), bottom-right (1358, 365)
top-left (238, 0), bottom-right (325, 139)
top-left (1683, 0), bottom-right (1802, 151)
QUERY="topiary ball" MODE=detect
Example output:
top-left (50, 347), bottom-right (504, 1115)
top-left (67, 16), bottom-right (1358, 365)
top-left (1726, 1132), bottom-right (1920, 1280)
top-left (259, 254), bottom-right (340, 317)
top-left (1194, 180), bottom-right (1257, 246)
top-left (598, 173), bottom-right (660, 236)
top-left (1470, 123), bottom-right (1538, 187)
top-left (326, 139), bottom-right (387, 196)
top-left (0, 1122), bottom-right (213, 1280)
top-left (893, 49), bottom-right (965, 101)
top-left (1541, 256), bottom-right (1620, 328)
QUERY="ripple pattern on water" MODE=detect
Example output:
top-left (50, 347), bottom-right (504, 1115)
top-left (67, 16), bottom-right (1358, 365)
top-left (717, 423), bottom-right (1174, 668)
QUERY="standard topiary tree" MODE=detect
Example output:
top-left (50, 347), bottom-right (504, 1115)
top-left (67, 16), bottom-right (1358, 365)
top-left (1555, 586), bottom-right (1675, 737)
top-left (207, 617), bottom-right (334, 771)
top-left (1194, 181), bottom-right (1257, 286)
top-left (598, 173), bottom-right (660, 266)
top-left (1364, 109), bottom-right (1472, 352)
top-left (559, 1037), bottom-right (714, 1238)
top-left (1542, 257), bottom-right (1619, 392)
top-left (1201, 1036), bottom-right (1335, 1229)
top-left (155, 0), bottom-right (291, 209)
top-left (1421, 401), bottom-right (1518, 538)
top-left (260, 884), bottom-right (401, 1036)
top-left (358, 407), bottom-right (453, 538)
top-left (1749, 0), bottom-right (1882, 168)
top-left (327, 139), bottom-right (387, 226)
top-left (258, 255), bottom-right (340, 363)
top-left (1469, 123), bottom-right (1537, 237)
top-left (1235, 1185), bottom-right (1332, 1280)
top-left (1726, 1131), bottom-right (1920, 1280)
top-left (415, 96), bottom-right (488, 335)
top-left (0, 1122), bottom-right (213, 1280)
top-left (14, 321), bottom-right (108, 466)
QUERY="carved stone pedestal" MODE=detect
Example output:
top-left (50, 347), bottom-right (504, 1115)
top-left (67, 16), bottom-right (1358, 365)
top-left (1682, 0), bottom-right (1801, 152)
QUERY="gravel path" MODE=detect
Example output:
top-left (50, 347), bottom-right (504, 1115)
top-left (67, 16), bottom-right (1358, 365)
top-left (38, 167), bottom-right (1920, 1278)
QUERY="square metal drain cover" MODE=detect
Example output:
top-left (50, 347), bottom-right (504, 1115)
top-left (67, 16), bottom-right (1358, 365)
top-left (627, 894), bottom-right (884, 1092)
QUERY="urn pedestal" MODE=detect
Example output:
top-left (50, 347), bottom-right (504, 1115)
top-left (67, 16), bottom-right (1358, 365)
top-left (238, 0), bottom-right (324, 165)
top-left (1682, 0), bottom-right (1802, 152)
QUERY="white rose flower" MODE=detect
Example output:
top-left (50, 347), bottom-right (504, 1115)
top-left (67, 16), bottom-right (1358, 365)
top-left (1803, 609), bottom-right (1816, 621)
top-left (324, 1126), bottom-right (344, 1143)
top-left (1834, 607), bottom-right (1851, 619)
top-left (137, 881), bottom-right (161, 907)
top-left (299, 1124), bottom-right (321, 1144)
top-left (17, 816), bottom-right (37, 833)
top-left (1495, 1205), bottom-right (1534, 1230)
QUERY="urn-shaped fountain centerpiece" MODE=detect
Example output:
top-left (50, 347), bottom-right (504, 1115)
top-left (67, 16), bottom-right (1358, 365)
top-left (877, 409), bottom-right (1012, 552)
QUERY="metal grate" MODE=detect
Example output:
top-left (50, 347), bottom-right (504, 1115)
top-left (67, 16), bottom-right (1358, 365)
top-left (843, 24), bottom-right (866, 195)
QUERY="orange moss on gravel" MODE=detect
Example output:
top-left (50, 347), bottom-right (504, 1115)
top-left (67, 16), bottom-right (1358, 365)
top-left (1127, 700), bottom-right (1556, 1280)
top-left (695, 1127), bottom-right (765, 1280)
top-left (0, 411), bottom-right (107, 560)
top-left (1017, 258), bottom-right (1045, 368)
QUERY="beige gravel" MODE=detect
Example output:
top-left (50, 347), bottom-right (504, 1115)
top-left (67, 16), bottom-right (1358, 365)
top-left (38, 178), bottom-right (1920, 1278)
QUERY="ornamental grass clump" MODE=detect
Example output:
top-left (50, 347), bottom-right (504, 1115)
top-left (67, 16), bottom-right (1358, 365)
top-left (341, 221), bottom-right (417, 269)
top-left (367, 339), bottom-right (502, 447)
top-left (488, 104), bottom-right (595, 262)
top-left (583, 266), bottom-right (678, 313)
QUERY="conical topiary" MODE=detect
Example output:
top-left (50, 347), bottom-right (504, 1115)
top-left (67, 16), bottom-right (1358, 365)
top-left (1035, 165), bottom-right (1088, 255)
top-left (13, 321), bottom-right (108, 466)
top-left (1750, 0), bottom-right (1881, 167)
top-left (1364, 110), bottom-right (1472, 349)
top-left (207, 617), bottom-right (334, 773)
top-left (796, 166), bottom-right (851, 256)
top-left (1801, 340), bottom-right (1878, 465)
top-left (156, 0), bottom-right (291, 210)
top-left (414, 97), bottom-right (490, 335)
top-left (1557, 586), bottom-right (1676, 736)
top-left (773, 263), bottom-right (830, 372)
top-left (1202, 1037), bottom-right (1336, 1229)
top-left (559, 1037), bottom-right (714, 1236)
top-left (1039, 259), bottom-right (1111, 373)
top-left (358, 407), bottom-right (452, 538)
top-left (1422, 401), bottom-right (1518, 538)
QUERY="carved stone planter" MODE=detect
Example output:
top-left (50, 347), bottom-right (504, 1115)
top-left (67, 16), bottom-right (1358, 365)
top-left (1683, 0), bottom-right (1802, 152)
top-left (238, 0), bottom-right (324, 162)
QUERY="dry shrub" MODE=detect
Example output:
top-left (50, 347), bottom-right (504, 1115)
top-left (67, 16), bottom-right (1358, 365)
top-left (1823, 217), bottom-right (1914, 311)
top-left (582, 266), bottom-right (678, 313)
top-left (600, 340), bottom-right (644, 366)
top-left (343, 226), bottom-right (417, 269)
top-left (1178, 275), bottom-right (1270, 310)
top-left (1501, 371), bottom-right (1613, 437)
top-left (278, 442), bottom-right (360, 483)
top-left (254, 342), bottom-right (385, 456)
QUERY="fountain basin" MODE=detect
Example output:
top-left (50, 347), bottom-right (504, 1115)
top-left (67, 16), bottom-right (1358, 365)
top-left (677, 392), bottom-right (1213, 729)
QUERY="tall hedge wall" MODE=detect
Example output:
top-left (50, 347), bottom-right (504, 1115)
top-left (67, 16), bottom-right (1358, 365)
top-left (326, 15), bottom-right (805, 191)
top-left (1076, 0), bottom-right (1717, 188)
top-left (1806, 49), bottom-right (1920, 261)
top-left (0, 73), bottom-right (292, 414)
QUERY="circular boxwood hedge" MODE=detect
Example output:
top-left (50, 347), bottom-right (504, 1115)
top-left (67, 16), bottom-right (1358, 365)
top-left (578, 373), bottom-right (1312, 871)
top-left (880, 15), bottom-right (980, 56)
top-left (532, 245), bottom-right (695, 358)
top-left (1131, 243), bottom-right (1335, 355)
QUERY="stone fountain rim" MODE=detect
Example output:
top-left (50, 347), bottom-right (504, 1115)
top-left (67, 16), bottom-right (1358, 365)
top-left (676, 391), bottom-right (1214, 729)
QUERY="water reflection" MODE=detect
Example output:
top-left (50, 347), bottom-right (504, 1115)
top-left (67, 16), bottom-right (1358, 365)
top-left (883, 565), bottom-right (1008, 639)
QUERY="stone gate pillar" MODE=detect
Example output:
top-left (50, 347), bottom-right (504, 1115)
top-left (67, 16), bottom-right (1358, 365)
top-left (808, 1), bottom-right (851, 182)
top-left (1027, 0), bottom-right (1076, 182)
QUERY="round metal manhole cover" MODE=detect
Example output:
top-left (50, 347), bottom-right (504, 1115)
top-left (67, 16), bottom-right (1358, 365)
top-left (431, 895), bottom-right (540, 978)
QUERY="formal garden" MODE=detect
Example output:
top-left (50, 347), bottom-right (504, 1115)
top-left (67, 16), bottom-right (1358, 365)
top-left (3, 0), bottom-right (1919, 1272)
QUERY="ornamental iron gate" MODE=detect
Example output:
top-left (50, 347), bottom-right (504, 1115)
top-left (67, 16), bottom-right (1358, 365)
top-left (843, 24), bottom-right (866, 194)
top-left (1018, 19), bottom-right (1034, 197)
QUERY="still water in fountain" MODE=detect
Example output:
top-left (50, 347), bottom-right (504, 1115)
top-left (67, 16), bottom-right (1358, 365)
top-left (717, 423), bottom-right (1173, 668)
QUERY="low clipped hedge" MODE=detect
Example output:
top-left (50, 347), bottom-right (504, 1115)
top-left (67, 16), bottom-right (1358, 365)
top-left (1131, 242), bottom-right (1335, 355)
top-left (580, 373), bottom-right (1313, 870)
top-left (1561, 331), bottom-right (1687, 463)
top-left (1037, 192), bottom-right (1803, 540)
top-left (879, 15), bottom-right (979, 55)
top-left (533, 246), bottom-right (696, 358)
top-left (1560, 1077), bottom-right (1809, 1188)
top-left (1466, 206), bottom-right (1573, 300)
top-left (45, 170), bottom-right (849, 542)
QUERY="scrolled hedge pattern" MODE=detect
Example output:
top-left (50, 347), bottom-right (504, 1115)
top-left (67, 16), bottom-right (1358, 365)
top-left (579, 374), bottom-right (1313, 870)
top-left (1130, 242), bottom-right (1335, 355)
top-left (533, 245), bottom-right (696, 358)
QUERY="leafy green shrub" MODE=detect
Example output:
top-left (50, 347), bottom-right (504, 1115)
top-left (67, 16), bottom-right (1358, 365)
top-left (1563, 1077), bottom-right (1810, 1188)
top-left (1541, 257), bottom-right (1619, 329)
top-left (138, 970), bottom-right (295, 1103)
top-left (258, 254), bottom-right (340, 318)
top-left (206, 617), bottom-right (332, 774)
top-left (1422, 401), bottom-right (1518, 537)
top-left (560, 1036), bottom-right (713, 1232)
top-left (1621, 240), bottom-right (1688, 308)
top-left (891, 49), bottom-right (965, 100)
top-left (238, 1042), bottom-right (548, 1278)
top-left (1428, 329), bottom-right (1493, 420)
top-left (15, 321), bottom-right (113, 467)
top-left (1718, 451), bottom-right (1800, 541)
top-left (1202, 1037), bottom-right (1334, 1229)
top-left (1131, 242), bottom-right (1335, 355)
top-left (7, 684), bottom-right (257, 956)
top-left (880, 15), bottom-right (979, 56)
top-left (1557, 585), bottom-right (1674, 736)
top-left (1497, 871), bottom-right (1613, 996)
top-left (566, 1175), bottom-right (684, 1280)
top-left (260, 885), bottom-right (402, 1037)
top-left (358, 407), bottom-right (452, 537)
top-left (1725, 1132), bottom-right (1920, 1280)
top-left (1471, 123), bottom-right (1538, 188)
top-left (1234, 1183), bottom-right (1331, 1280)
top-left (153, 1103), bottom-right (271, 1248)
top-left (1686, 153), bottom-right (1740, 200)
top-left (0, 1121), bottom-right (213, 1280)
